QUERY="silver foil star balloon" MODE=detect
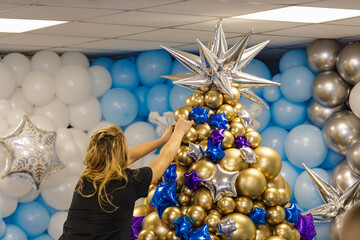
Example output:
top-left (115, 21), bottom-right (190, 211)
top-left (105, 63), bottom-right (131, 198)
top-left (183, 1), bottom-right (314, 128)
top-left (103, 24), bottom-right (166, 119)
top-left (217, 217), bottom-right (237, 238)
top-left (1, 116), bottom-right (64, 190)
top-left (202, 164), bottom-right (239, 201)
top-left (240, 147), bottom-right (257, 163)
top-left (188, 142), bottom-right (203, 162)
top-left (302, 164), bottom-right (360, 222)
top-left (239, 108), bottom-right (254, 128)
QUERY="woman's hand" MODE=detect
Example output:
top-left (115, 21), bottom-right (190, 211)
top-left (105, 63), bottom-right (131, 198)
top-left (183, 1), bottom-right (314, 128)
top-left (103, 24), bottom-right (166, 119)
top-left (174, 117), bottom-right (194, 136)
top-left (160, 125), bottom-right (175, 144)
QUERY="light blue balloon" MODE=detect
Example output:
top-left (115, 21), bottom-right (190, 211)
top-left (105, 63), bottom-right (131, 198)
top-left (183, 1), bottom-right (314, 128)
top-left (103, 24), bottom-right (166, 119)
top-left (13, 202), bottom-right (50, 237)
top-left (271, 97), bottom-right (306, 130)
top-left (137, 50), bottom-right (172, 87)
top-left (134, 86), bottom-right (150, 117)
top-left (285, 124), bottom-right (328, 169)
top-left (263, 73), bottom-right (283, 103)
top-left (0, 221), bottom-right (5, 238)
top-left (35, 195), bottom-right (57, 216)
top-left (314, 222), bottom-right (331, 240)
top-left (242, 59), bottom-right (271, 97)
top-left (280, 66), bottom-right (315, 102)
top-left (294, 168), bottom-right (329, 210)
top-left (261, 126), bottom-right (288, 159)
top-left (101, 88), bottom-right (138, 126)
top-left (111, 59), bottom-right (139, 90)
top-left (168, 59), bottom-right (191, 86)
top-left (0, 224), bottom-right (27, 240)
top-left (320, 149), bottom-right (344, 169)
top-left (169, 86), bottom-right (194, 111)
top-left (279, 49), bottom-right (307, 73)
top-left (147, 84), bottom-right (171, 114)
top-left (90, 57), bottom-right (114, 72)
top-left (30, 234), bottom-right (53, 240)
top-left (280, 161), bottom-right (299, 193)
top-left (239, 97), bottom-right (270, 132)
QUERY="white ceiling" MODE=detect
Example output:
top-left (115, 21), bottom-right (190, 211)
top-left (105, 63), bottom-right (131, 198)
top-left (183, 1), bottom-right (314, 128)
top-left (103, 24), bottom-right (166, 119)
top-left (0, 0), bottom-right (359, 59)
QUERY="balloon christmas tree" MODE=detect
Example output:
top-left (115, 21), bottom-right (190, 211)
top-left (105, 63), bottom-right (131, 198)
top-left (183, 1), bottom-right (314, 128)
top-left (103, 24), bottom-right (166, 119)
top-left (132, 21), bottom-right (316, 240)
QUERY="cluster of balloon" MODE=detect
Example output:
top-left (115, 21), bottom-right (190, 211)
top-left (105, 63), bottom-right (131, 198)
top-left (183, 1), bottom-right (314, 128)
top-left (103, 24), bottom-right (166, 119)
top-left (132, 21), bottom-right (316, 240)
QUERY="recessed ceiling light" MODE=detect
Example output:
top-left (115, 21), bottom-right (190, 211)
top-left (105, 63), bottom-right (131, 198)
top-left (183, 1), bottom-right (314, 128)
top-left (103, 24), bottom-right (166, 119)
top-left (232, 6), bottom-right (360, 23)
top-left (0, 18), bottom-right (67, 33)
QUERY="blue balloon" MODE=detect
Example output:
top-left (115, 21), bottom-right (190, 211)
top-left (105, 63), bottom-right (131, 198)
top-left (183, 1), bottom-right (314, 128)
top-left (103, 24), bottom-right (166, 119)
top-left (90, 57), bottom-right (114, 71)
top-left (111, 59), bottom-right (139, 90)
top-left (169, 86), bottom-right (194, 111)
top-left (0, 224), bottom-right (27, 240)
top-left (239, 97), bottom-right (270, 132)
top-left (101, 88), bottom-right (138, 126)
top-left (0, 221), bottom-right (5, 238)
top-left (279, 49), bottom-right (307, 73)
top-left (294, 168), bottom-right (329, 210)
top-left (168, 59), bottom-right (191, 86)
top-left (134, 86), bottom-right (150, 117)
top-left (137, 50), bottom-right (172, 86)
top-left (30, 234), bottom-right (53, 240)
top-left (271, 97), bottom-right (306, 130)
top-left (13, 202), bottom-right (50, 237)
top-left (242, 59), bottom-right (271, 97)
top-left (261, 126), bottom-right (288, 159)
top-left (35, 195), bottom-right (57, 216)
top-left (314, 222), bottom-right (331, 240)
top-left (280, 66), bottom-right (315, 102)
top-left (320, 149), bottom-right (344, 169)
top-left (280, 161), bottom-right (300, 193)
top-left (285, 124), bottom-right (328, 169)
top-left (263, 73), bottom-right (283, 103)
top-left (147, 84), bottom-right (171, 114)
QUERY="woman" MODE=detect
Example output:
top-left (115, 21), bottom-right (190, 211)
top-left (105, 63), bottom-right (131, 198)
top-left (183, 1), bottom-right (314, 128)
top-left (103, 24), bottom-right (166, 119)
top-left (60, 117), bottom-right (194, 239)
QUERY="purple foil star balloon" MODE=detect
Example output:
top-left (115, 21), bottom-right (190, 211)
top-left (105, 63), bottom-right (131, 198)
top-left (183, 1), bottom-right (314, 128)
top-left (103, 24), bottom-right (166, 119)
top-left (208, 129), bottom-right (225, 145)
top-left (130, 216), bottom-right (144, 240)
top-left (184, 170), bottom-right (202, 190)
top-left (235, 135), bottom-right (251, 149)
top-left (294, 213), bottom-right (317, 240)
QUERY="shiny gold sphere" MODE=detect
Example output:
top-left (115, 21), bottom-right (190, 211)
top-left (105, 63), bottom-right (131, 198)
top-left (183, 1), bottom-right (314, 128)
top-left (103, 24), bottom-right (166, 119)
top-left (162, 206), bottom-right (183, 230)
top-left (222, 130), bottom-right (235, 149)
top-left (235, 197), bottom-right (253, 215)
top-left (191, 92), bottom-right (205, 107)
top-left (174, 107), bottom-right (191, 121)
top-left (189, 158), bottom-right (215, 179)
top-left (262, 187), bottom-right (281, 207)
top-left (208, 209), bottom-right (222, 218)
top-left (134, 205), bottom-right (152, 217)
top-left (218, 148), bottom-right (249, 172)
top-left (224, 87), bottom-right (241, 106)
top-left (245, 130), bottom-right (262, 148)
top-left (205, 89), bottom-right (224, 108)
top-left (192, 187), bottom-right (214, 211)
top-left (149, 184), bottom-right (157, 191)
top-left (185, 205), bottom-right (207, 228)
top-left (177, 193), bottom-right (191, 206)
top-left (210, 234), bottom-right (221, 240)
top-left (236, 168), bottom-right (266, 199)
top-left (181, 205), bottom-right (190, 215)
top-left (278, 187), bottom-right (291, 206)
top-left (266, 205), bottom-right (285, 226)
top-left (229, 122), bottom-right (246, 138)
top-left (185, 95), bottom-right (193, 107)
top-left (253, 147), bottom-right (282, 181)
top-left (175, 164), bottom-right (187, 191)
top-left (196, 122), bottom-right (211, 140)
top-left (226, 213), bottom-right (256, 240)
top-left (292, 229), bottom-right (301, 240)
top-left (181, 185), bottom-right (194, 196)
top-left (137, 229), bottom-right (158, 240)
top-left (204, 214), bottom-right (221, 232)
top-left (205, 107), bottom-right (215, 117)
top-left (217, 196), bottom-right (236, 215)
top-left (146, 189), bottom-right (156, 211)
top-left (265, 237), bottom-right (286, 240)
top-left (142, 212), bottom-right (170, 240)
top-left (175, 145), bottom-right (194, 167)
top-left (253, 201), bottom-right (266, 210)
top-left (267, 175), bottom-right (286, 189)
top-left (217, 104), bottom-right (236, 121)
top-left (231, 117), bottom-right (241, 123)
top-left (255, 224), bottom-right (272, 240)
top-left (166, 231), bottom-right (179, 240)
top-left (199, 140), bottom-right (208, 152)
top-left (182, 127), bottom-right (197, 144)
top-left (234, 103), bottom-right (244, 112)
top-left (273, 223), bottom-right (293, 240)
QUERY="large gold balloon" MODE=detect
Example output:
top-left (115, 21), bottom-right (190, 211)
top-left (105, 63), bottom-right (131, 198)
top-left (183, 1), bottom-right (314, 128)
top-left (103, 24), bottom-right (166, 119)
top-left (292, 229), bottom-right (301, 240)
top-left (226, 213), bottom-right (256, 240)
top-left (205, 89), bottom-right (223, 108)
top-left (166, 231), bottom-right (179, 240)
top-left (185, 95), bottom-right (193, 107)
top-left (196, 122), bottom-right (211, 140)
top-left (181, 185), bottom-right (194, 196)
top-left (208, 209), bottom-right (222, 218)
top-left (255, 224), bottom-right (272, 240)
top-left (267, 175), bottom-right (286, 189)
top-left (253, 147), bottom-right (282, 181)
top-left (175, 145), bottom-right (194, 167)
top-left (185, 205), bottom-right (207, 228)
top-left (278, 184), bottom-right (291, 206)
top-left (222, 130), bottom-right (235, 149)
top-left (134, 205), bottom-right (152, 217)
top-left (245, 130), bottom-right (262, 148)
top-left (262, 187), bottom-right (281, 207)
top-left (229, 122), bottom-right (246, 138)
top-left (224, 87), bottom-right (241, 106)
top-left (236, 168), bottom-right (266, 199)
top-left (273, 223), bottom-right (293, 240)
top-left (217, 196), bottom-right (236, 215)
top-left (142, 212), bottom-right (170, 240)
top-left (174, 107), bottom-right (191, 121)
top-left (217, 104), bottom-right (236, 121)
top-left (235, 197), bottom-right (253, 215)
top-left (175, 165), bottom-right (187, 191)
top-left (162, 206), bottom-right (183, 230)
top-left (253, 201), bottom-right (266, 210)
top-left (177, 193), bottom-right (190, 206)
top-left (189, 92), bottom-right (205, 107)
top-left (204, 214), bottom-right (221, 232)
top-left (266, 205), bottom-right (285, 226)
top-left (138, 229), bottom-right (158, 240)
top-left (192, 187), bottom-right (214, 211)
top-left (218, 148), bottom-right (249, 172)
top-left (189, 158), bottom-right (215, 179)
top-left (234, 103), bottom-right (244, 112)
top-left (231, 117), bottom-right (241, 123)
top-left (265, 237), bottom-right (286, 240)
top-left (182, 127), bottom-right (197, 144)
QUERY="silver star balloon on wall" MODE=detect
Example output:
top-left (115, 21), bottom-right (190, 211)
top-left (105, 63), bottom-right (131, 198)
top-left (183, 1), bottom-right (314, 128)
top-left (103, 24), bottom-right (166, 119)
top-left (162, 20), bottom-right (280, 108)
top-left (1, 116), bottom-right (64, 190)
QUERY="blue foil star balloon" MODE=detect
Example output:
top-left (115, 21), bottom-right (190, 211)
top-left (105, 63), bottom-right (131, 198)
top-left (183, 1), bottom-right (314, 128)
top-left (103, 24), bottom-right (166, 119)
top-left (248, 207), bottom-right (268, 226)
top-left (208, 129), bottom-right (225, 145)
top-left (285, 203), bottom-right (301, 224)
top-left (150, 181), bottom-right (177, 218)
top-left (184, 170), bottom-right (202, 190)
top-left (205, 141), bottom-right (225, 162)
top-left (163, 164), bottom-right (177, 183)
top-left (189, 105), bottom-right (209, 124)
top-left (184, 224), bottom-right (212, 240)
top-left (174, 216), bottom-right (193, 238)
top-left (209, 113), bottom-right (229, 129)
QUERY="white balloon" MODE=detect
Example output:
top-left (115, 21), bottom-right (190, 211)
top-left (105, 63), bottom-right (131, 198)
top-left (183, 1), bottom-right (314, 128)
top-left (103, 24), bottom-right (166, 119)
top-left (22, 70), bottom-right (55, 106)
top-left (87, 121), bottom-right (112, 137)
top-left (6, 109), bottom-right (26, 127)
top-left (61, 52), bottom-right (89, 68)
top-left (89, 65), bottom-right (112, 97)
top-left (18, 188), bottom-right (40, 203)
top-left (0, 99), bottom-right (12, 118)
top-left (34, 98), bottom-right (70, 128)
top-left (69, 96), bottom-right (101, 131)
top-left (0, 193), bottom-right (17, 217)
top-left (124, 121), bottom-right (156, 148)
top-left (8, 88), bottom-right (34, 115)
top-left (48, 211), bottom-right (68, 240)
top-left (41, 175), bottom-right (78, 210)
top-left (29, 114), bottom-right (56, 131)
top-left (41, 167), bottom-right (68, 188)
top-left (0, 176), bottom-right (32, 198)
top-left (56, 128), bottom-right (73, 142)
top-left (0, 62), bottom-right (16, 99)
top-left (56, 138), bottom-right (81, 162)
top-left (65, 158), bottom-right (83, 176)
top-left (0, 118), bottom-right (8, 136)
top-left (55, 64), bottom-right (92, 104)
top-left (68, 128), bottom-right (89, 159)
top-left (2, 52), bottom-right (31, 86)
top-left (349, 82), bottom-right (360, 118)
top-left (31, 51), bottom-right (62, 76)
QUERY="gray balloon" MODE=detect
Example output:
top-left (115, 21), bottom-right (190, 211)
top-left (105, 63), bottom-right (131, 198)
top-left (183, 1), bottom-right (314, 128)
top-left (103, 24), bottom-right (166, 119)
top-left (307, 99), bottom-right (345, 128)
top-left (330, 160), bottom-right (360, 193)
top-left (340, 201), bottom-right (360, 240)
top-left (322, 110), bottom-right (360, 155)
top-left (346, 139), bottom-right (360, 176)
top-left (330, 212), bottom-right (344, 240)
top-left (336, 42), bottom-right (360, 85)
top-left (312, 71), bottom-right (350, 107)
top-left (306, 39), bottom-right (342, 73)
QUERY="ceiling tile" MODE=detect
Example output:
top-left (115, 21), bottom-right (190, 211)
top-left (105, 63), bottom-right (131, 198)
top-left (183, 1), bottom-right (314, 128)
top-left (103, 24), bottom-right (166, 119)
top-left (256, 48), bottom-right (289, 59)
top-left (0, 44), bottom-right (42, 52)
top-left (242, 0), bottom-right (327, 4)
top-left (325, 16), bottom-right (360, 26)
top-left (45, 47), bottom-right (128, 57)
top-left (0, 0), bottom-right (47, 4)
top-left (302, 0), bottom-right (360, 9)
top-left (0, 3), bottom-right (22, 11)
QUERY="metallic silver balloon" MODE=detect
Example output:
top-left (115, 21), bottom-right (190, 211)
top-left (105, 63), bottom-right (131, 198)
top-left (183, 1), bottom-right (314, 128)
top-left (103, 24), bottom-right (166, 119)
top-left (340, 200), bottom-right (360, 240)
top-left (306, 39), bottom-right (342, 73)
top-left (336, 42), bottom-right (360, 85)
top-left (240, 147), bottom-right (256, 164)
top-left (322, 110), bottom-right (360, 155)
top-left (331, 160), bottom-right (360, 193)
top-left (307, 98), bottom-right (345, 128)
top-left (329, 212), bottom-right (344, 240)
top-left (346, 139), bottom-right (360, 177)
top-left (312, 71), bottom-right (350, 107)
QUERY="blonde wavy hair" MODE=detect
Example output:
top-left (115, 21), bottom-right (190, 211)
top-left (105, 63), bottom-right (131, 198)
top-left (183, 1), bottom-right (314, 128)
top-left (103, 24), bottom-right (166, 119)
top-left (76, 125), bottom-right (129, 212)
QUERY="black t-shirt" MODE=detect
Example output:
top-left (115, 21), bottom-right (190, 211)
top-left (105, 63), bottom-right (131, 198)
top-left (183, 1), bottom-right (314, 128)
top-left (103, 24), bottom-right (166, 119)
top-left (59, 167), bottom-right (152, 240)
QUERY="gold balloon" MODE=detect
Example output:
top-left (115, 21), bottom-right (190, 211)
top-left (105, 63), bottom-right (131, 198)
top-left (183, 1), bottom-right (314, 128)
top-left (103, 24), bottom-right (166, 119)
top-left (236, 168), bottom-right (266, 199)
top-left (134, 205), bottom-right (152, 217)
top-left (266, 206), bottom-right (285, 226)
top-left (273, 223), bottom-right (293, 240)
top-left (142, 212), bottom-right (170, 240)
top-left (278, 186), bottom-right (291, 206)
top-left (199, 140), bottom-right (208, 152)
top-left (235, 197), bottom-right (253, 215)
top-left (292, 229), bottom-right (301, 240)
top-left (192, 187), bottom-right (214, 211)
top-left (182, 127), bottom-right (197, 144)
top-left (189, 158), bottom-right (215, 179)
top-left (138, 229), bottom-right (158, 240)
top-left (196, 122), bottom-right (211, 140)
top-left (224, 87), bottom-right (241, 106)
top-left (208, 209), bottom-right (222, 218)
top-left (205, 89), bottom-right (223, 108)
top-left (222, 130), bottom-right (235, 149)
top-left (177, 193), bottom-right (190, 206)
top-left (234, 103), bottom-right (244, 112)
top-left (253, 201), bottom-right (266, 210)
top-left (175, 164), bottom-right (187, 191)
top-left (265, 237), bottom-right (286, 240)
top-left (231, 117), bottom-right (241, 123)
top-left (185, 95), bottom-right (193, 107)
top-left (226, 213), bottom-right (256, 240)
top-left (166, 231), bottom-right (179, 240)
top-left (174, 107), bottom-right (191, 121)
top-left (218, 148), bottom-right (249, 172)
top-left (229, 122), bottom-right (246, 138)
top-left (181, 205), bottom-right (190, 215)
top-left (210, 234), bottom-right (221, 240)
top-left (175, 145), bottom-right (194, 167)
top-left (181, 185), bottom-right (194, 196)
top-left (245, 130), bottom-right (262, 148)
top-left (205, 107), bottom-right (215, 117)
top-left (186, 205), bottom-right (207, 228)
top-left (255, 224), bottom-right (272, 240)
top-left (262, 187), bottom-right (281, 207)
top-left (146, 189), bottom-right (156, 211)
top-left (204, 214), bottom-right (221, 232)
top-left (190, 92), bottom-right (205, 107)
top-left (217, 104), bottom-right (236, 121)
top-left (267, 175), bottom-right (286, 189)
top-left (217, 196), bottom-right (236, 215)
top-left (149, 184), bottom-right (157, 191)
top-left (162, 206), bottom-right (183, 230)
top-left (253, 147), bottom-right (282, 181)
